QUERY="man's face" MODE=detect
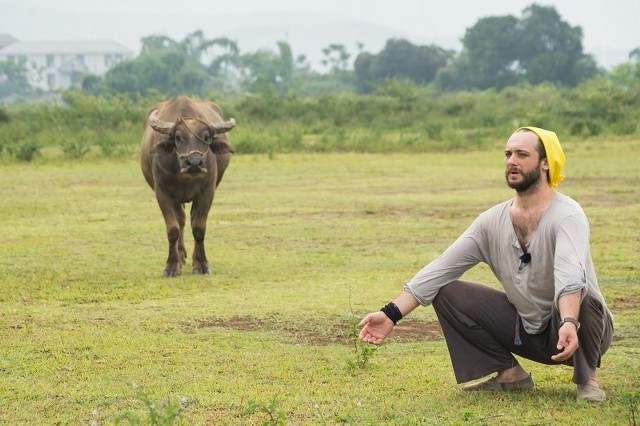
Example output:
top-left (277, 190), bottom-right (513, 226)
top-left (504, 131), bottom-right (548, 194)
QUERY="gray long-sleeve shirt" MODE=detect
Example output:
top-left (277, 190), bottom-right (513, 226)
top-left (404, 192), bottom-right (610, 334)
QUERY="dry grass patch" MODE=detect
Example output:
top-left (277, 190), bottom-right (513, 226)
top-left (191, 315), bottom-right (443, 346)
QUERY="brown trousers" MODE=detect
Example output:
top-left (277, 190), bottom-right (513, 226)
top-left (431, 280), bottom-right (613, 385)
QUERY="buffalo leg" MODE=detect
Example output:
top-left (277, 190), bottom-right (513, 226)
top-left (156, 192), bottom-right (185, 277)
top-left (191, 197), bottom-right (213, 275)
top-left (178, 203), bottom-right (187, 266)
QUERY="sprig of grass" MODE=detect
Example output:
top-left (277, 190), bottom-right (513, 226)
top-left (625, 390), bottom-right (640, 426)
top-left (346, 287), bottom-right (378, 371)
top-left (244, 395), bottom-right (286, 426)
top-left (114, 383), bottom-right (188, 426)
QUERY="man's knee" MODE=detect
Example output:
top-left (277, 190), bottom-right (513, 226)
top-left (574, 292), bottom-right (613, 358)
top-left (581, 292), bottom-right (605, 312)
top-left (432, 280), bottom-right (464, 311)
top-left (577, 292), bottom-right (609, 329)
top-left (434, 281), bottom-right (506, 311)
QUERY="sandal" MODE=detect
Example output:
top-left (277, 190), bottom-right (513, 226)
top-left (462, 374), bottom-right (534, 392)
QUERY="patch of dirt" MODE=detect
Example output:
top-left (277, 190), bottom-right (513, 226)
top-left (609, 294), bottom-right (640, 313)
top-left (191, 316), bottom-right (443, 346)
top-left (393, 319), bottom-right (443, 342)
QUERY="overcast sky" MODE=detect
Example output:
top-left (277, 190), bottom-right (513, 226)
top-left (2, 0), bottom-right (638, 68)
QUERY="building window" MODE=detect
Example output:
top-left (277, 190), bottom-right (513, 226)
top-left (47, 74), bottom-right (56, 90)
top-left (76, 54), bottom-right (85, 65)
top-left (105, 54), bottom-right (114, 66)
top-left (46, 55), bottom-right (55, 67)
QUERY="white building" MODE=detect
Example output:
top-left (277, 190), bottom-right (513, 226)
top-left (0, 39), bottom-right (134, 91)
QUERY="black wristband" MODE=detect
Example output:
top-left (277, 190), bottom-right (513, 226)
top-left (380, 302), bottom-right (403, 325)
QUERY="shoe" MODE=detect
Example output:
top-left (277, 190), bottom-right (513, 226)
top-left (462, 374), bottom-right (534, 392)
top-left (577, 384), bottom-right (606, 403)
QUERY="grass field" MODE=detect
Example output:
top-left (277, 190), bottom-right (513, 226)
top-left (0, 138), bottom-right (639, 425)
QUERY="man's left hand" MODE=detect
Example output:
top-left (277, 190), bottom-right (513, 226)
top-left (551, 322), bottom-right (579, 362)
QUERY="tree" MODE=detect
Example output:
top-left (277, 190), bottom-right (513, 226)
top-left (140, 31), bottom-right (241, 72)
top-left (104, 49), bottom-right (211, 96)
top-left (458, 15), bottom-right (522, 89)
top-left (207, 37), bottom-right (241, 76)
top-left (439, 5), bottom-right (597, 91)
top-left (140, 35), bottom-right (179, 55)
top-left (354, 39), bottom-right (452, 93)
top-left (354, 52), bottom-right (375, 93)
top-left (104, 32), bottom-right (307, 97)
top-left (238, 41), bottom-right (297, 96)
top-left (376, 39), bottom-right (451, 83)
top-left (101, 31), bottom-right (246, 96)
top-left (0, 58), bottom-right (33, 97)
top-left (517, 5), bottom-right (597, 86)
top-left (608, 59), bottom-right (640, 91)
top-left (80, 74), bottom-right (104, 95)
top-left (179, 30), bottom-right (213, 62)
top-left (322, 44), bottom-right (351, 73)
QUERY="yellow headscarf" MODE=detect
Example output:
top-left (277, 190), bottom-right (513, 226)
top-left (516, 126), bottom-right (565, 188)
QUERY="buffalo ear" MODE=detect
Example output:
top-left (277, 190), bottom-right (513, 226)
top-left (152, 136), bottom-right (175, 154)
top-left (210, 138), bottom-right (234, 154)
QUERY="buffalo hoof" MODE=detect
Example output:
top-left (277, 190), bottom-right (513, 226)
top-left (163, 268), bottom-right (181, 278)
top-left (193, 266), bottom-right (211, 275)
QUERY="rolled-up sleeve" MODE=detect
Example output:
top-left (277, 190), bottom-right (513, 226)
top-left (404, 225), bottom-right (484, 306)
top-left (553, 213), bottom-right (589, 307)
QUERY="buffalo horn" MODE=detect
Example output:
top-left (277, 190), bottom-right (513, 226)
top-left (148, 110), bottom-right (174, 135)
top-left (211, 118), bottom-right (236, 134)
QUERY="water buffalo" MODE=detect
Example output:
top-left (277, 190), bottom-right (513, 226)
top-left (140, 96), bottom-right (235, 277)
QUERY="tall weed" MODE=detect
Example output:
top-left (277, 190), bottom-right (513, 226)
top-left (115, 385), bottom-right (188, 426)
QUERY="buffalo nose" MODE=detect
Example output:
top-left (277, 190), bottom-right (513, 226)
top-left (185, 155), bottom-right (203, 168)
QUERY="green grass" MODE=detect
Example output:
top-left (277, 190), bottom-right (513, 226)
top-left (0, 139), bottom-right (638, 424)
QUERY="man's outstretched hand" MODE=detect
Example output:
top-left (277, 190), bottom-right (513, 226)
top-left (358, 311), bottom-right (394, 345)
top-left (551, 322), bottom-right (579, 362)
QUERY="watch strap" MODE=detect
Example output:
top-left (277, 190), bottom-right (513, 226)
top-left (560, 316), bottom-right (580, 331)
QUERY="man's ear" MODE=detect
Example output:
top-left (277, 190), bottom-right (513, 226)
top-left (541, 158), bottom-right (552, 184)
top-left (541, 158), bottom-right (550, 172)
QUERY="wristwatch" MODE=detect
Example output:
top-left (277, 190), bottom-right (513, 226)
top-left (559, 317), bottom-right (580, 331)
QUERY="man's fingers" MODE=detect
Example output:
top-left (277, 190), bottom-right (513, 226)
top-left (358, 325), bottom-right (369, 340)
top-left (365, 335), bottom-right (381, 345)
top-left (359, 314), bottom-right (375, 327)
top-left (556, 335), bottom-right (568, 350)
top-left (551, 342), bottom-right (575, 361)
top-left (552, 352), bottom-right (568, 361)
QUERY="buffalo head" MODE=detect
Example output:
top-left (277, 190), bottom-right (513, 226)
top-left (148, 110), bottom-right (236, 175)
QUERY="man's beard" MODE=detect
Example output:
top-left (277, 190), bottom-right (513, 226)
top-left (506, 166), bottom-right (543, 194)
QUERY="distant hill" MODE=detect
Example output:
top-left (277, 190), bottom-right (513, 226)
top-left (209, 12), bottom-right (461, 72)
